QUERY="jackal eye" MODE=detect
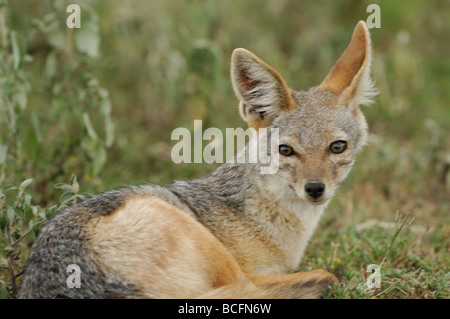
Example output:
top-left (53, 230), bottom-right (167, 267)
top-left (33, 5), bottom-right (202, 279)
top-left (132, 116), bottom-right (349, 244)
top-left (330, 141), bottom-right (347, 154)
top-left (279, 145), bottom-right (295, 156)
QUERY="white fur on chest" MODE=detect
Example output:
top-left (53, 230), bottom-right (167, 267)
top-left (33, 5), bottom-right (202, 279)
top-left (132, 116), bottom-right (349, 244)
top-left (272, 200), bottom-right (327, 273)
top-left (261, 177), bottom-right (329, 273)
top-left (284, 199), bottom-right (327, 262)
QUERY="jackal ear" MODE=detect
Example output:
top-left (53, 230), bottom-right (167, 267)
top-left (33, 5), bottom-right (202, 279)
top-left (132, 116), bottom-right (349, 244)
top-left (319, 21), bottom-right (377, 106)
top-left (231, 48), bottom-right (294, 129)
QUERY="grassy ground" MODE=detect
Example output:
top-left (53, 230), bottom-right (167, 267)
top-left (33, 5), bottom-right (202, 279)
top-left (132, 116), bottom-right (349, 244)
top-left (1, 0), bottom-right (449, 298)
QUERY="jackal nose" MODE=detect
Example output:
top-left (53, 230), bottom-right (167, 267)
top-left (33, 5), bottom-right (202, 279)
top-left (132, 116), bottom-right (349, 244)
top-left (305, 182), bottom-right (325, 199)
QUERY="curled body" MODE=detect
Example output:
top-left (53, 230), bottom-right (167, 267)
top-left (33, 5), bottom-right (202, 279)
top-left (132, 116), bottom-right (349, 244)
top-left (20, 21), bottom-right (376, 299)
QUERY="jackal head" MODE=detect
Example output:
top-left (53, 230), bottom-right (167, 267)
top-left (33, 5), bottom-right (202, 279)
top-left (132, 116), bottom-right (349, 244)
top-left (231, 21), bottom-right (376, 205)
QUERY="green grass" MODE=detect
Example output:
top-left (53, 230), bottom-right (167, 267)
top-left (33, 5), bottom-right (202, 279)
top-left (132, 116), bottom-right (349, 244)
top-left (1, 0), bottom-right (449, 299)
top-left (301, 211), bottom-right (449, 299)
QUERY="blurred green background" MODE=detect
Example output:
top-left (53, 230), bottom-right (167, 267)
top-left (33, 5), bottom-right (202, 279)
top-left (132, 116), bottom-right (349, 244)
top-left (0, 0), bottom-right (449, 298)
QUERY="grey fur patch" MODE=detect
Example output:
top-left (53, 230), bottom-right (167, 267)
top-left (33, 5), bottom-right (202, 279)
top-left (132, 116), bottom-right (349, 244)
top-left (166, 163), bottom-right (248, 229)
top-left (19, 188), bottom-right (143, 299)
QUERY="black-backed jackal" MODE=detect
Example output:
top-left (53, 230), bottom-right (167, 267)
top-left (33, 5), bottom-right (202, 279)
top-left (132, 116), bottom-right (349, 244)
top-left (20, 21), bottom-right (376, 299)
